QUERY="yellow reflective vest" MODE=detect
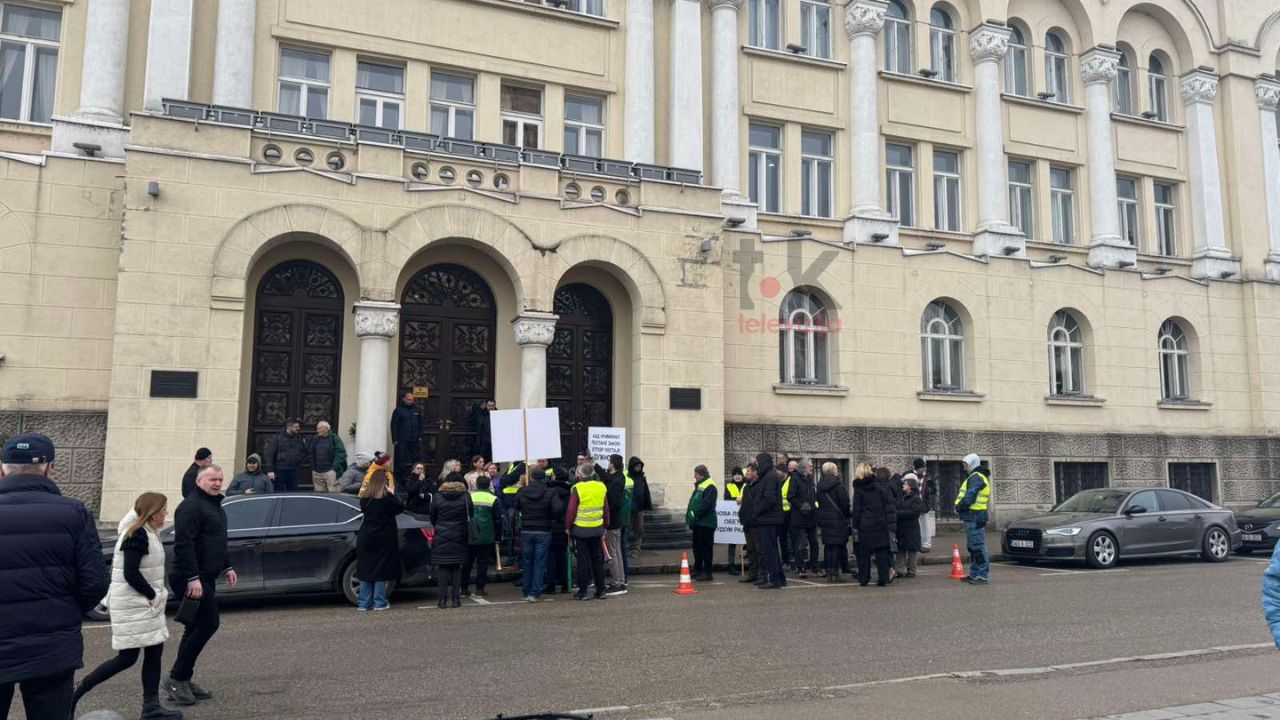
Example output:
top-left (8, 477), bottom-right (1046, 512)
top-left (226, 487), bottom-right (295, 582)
top-left (572, 479), bottom-right (607, 528)
top-left (955, 471), bottom-right (991, 512)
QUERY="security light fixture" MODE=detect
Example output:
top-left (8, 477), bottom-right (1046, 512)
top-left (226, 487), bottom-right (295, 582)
top-left (1037, 91), bottom-right (1057, 100)
top-left (72, 142), bottom-right (101, 158)
top-left (1002, 245), bottom-right (1020, 256)
top-left (1047, 254), bottom-right (1067, 263)
top-left (790, 229), bottom-right (813, 238)
top-left (1153, 267), bottom-right (1172, 275)
top-left (786, 43), bottom-right (808, 54)
top-left (147, 181), bottom-right (160, 198)
top-left (1219, 270), bottom-right (1236, 280)
top-left (870, 233), bottom-right (890, 243)
top-left (919, 69), bottom-right (939, 79)
top-left (724, 216), bottom-right (746, 228)
top-left (1117, 260), bottom-right (1136, 268)
top-left (926, 241), bottom-right (946, 250)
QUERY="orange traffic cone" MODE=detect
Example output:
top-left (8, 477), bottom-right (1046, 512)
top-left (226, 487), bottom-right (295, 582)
top-left (674, 552), bottom-right (698, 595)
top-left (950, 544), bottom-right (967, 580)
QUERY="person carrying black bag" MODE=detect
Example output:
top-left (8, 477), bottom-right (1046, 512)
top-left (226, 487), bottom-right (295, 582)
top-left (815, 462), bottom-right (852, 584)
top-left (786, 463), bottom-right (819, 578)
top-left (849, 463), bottom-right (895, 587)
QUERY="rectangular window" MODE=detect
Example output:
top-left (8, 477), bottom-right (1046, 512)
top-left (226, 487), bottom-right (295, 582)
top-left (1046, 52), bottom-right (1070, 104)
top-left (800, 130), bottom-right (833, 218)
top-left (886, 143), bottom-right (915, 227)
top-left (1008, 160), bottom-right (1034, 236)
top-left (1154, 182), bottom-right (1178, 257)
top-left (799, 0), bottom-right (830, 59)
top-left (930, 27), bottom-right (956, 83)
top-left (1050, 167), bottom-right (1075, 244)
top-left (1005, 43), bottom-right (1028, 96)
top-left (500, 83), bottom-right (542, 149)
top-left (1168, 462), bottom-right (1216, 503)
top-left (278, 47), bottom-right (330, 119)
top-left (563, 94), bottom-right (604, 157)
top-left (1054, 462), bottom-right (1108, 505)
top-left (1114, 63), bottom-right (1133, 114)
top-left (564, 0), bottom-right (604, 17)
top-left (1117, 176), bottom-right (1140, 247)
top-left (884, 14), bottom-right (911, 74)
top-left (933, 150), bottom-right (961, 232)
top-left (748, 0), bottom-right (781, 50)
top-left (0, 4), bottom-right (59, 124)
top-left (430, 72), bottom-right (475, 140)
top-left (355, 61), bottom-right (404, 130)
top-left (748, 122), bottom-right (782, 213)
top-left (1149, 73), bottom-right (1169, 122)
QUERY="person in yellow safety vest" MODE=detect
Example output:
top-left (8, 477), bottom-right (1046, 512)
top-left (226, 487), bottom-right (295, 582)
top-left (498, 461), bottom-right (524, 566)
top-left (685, 465), bottom-right (718, 581)
top-left (724, 468), bottom-right (745, 575)
top-left (566, 462), bottom-right (610, 600)
top-left (954, 453), bottom-right (992, 585)
top-left (462, 475), bottom-right (501, 598)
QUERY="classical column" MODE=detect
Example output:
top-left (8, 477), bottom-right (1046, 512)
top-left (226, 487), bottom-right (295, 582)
top-left (213, 0), bottom-right (257, 108)
top-left (669, 0), bottom-right (705, 172)
top-left (624, 0), bottom-right (655, 164)
top-left (143, 0), bottom-right (195, 112)
top-left (353, 302), bottom-right (400, 458)
top-left (969, 23), bottom-right (1023, 258)
top-left (1257, 77), bottom-right (1280, 282)
top-left (1080, 47), bottom-right (1132, 268)
top-left (513, 312), bottom-right (558, 409)
top-left (1181, 69), bottom-right (1238, 279)
top-left (842, 0), bottom-right (898, 245)
top-left (51, 0), bottom-right (132, 157)
top-left (708, 0), bottom-right (741, 195)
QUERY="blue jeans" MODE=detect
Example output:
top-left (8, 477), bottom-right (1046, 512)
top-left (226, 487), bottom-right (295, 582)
top-left (358, 581), bottom-right (388, 610)
top-left (964, 520), bottom-right (990, 580)
top-left (520, 531), bottom-right (551, 598)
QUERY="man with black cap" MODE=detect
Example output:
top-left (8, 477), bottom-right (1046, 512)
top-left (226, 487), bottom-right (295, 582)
top-left (0, 433), bottom-right (109, 720)
top-left (181, 447), bottom-right (213, 498)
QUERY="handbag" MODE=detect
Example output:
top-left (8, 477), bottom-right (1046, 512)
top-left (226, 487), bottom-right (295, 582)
top-left (174, 595), bottom-right (200, 627)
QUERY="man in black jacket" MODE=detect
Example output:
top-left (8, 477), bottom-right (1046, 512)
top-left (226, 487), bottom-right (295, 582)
top-left (752, 452), bottom-right (786, 588)
top-left (602, 454), bottom-right (627, 595)
top-left (264, 419), bottom-right (307, 492)
top-left (0, 434), bottom-right (108, 720)
top-left (181, 447), bottom-right (213, 498)
top-left (515, 466), bottom-right (563, 602)
top-left (163, 465), bottom-right (238, 707)
top-left (390, 389), bottom-right (424, 482)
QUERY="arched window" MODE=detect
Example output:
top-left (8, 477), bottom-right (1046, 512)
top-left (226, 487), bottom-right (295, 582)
top-left (1158, 320), bottom-right (1190, 401)
top-left (1114, 51), bottom-right (1133, 115)
top-left (884, 0), bottom-right (912, 74)
top-left (779, 289), bottom-right (831, 385)
top-left (1045, 31), bottom-right (1070, 104)
top-left (921, 300), bottom-right (964, 391)
top-left (1005, 23), bottom-right (1029, 96)
top-left (1048, 311), bottom-right (1085, 396)
top-left (1148, 53), bottom-right (1169, 122)
top-left (929, 7), bottom-right (956, 82)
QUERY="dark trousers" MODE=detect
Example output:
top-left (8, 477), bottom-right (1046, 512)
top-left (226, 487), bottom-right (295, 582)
top-left (393, 440), bottom-right (420, 481)
top-left (547, 532), bottom-right (570, 591)
top-left (744, 527), bottom-right (763, 578)
top-left (275, 469), bottom-right (299, 492)
top-left (824, 544), bottom-right (844, 576)
top-left (573, 534), bottom-right (607, 595)
top-left (0, 669), bottom-right (73, 720)
top-left (438, 563), bottom-right (463, 598)
top-left (690, 526), bottom-right (715, 577)
top-left (789, 526), bottom-right (818, 571)
top-left (779, 514), bottom-right (793, 563)
top-left (75, 643), bottom-right (164, 704)
top-left (170, 575), bottom-right (220, 681)
top-left (840, 544), bottom-right (852, 574)
top-left (855, 544), bottom-right (893, 586)
top-left (757, 524), bottom-right (786, 586)
top-left (463, 544), bottom-right (494, 592)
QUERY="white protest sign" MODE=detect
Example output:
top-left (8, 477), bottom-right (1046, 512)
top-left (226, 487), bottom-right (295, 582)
top-left (587, 426), bottom-right (626, 461)
top-left (490, 407), bottom-right (563, 463)
top-left (713, 500), bottom-right (746, 545)
top-left (524, 407), bottom-right (562, 460)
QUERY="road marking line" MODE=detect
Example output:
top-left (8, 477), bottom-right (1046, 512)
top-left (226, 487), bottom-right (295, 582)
top-left (788, 578), bottom-right (824, 586)
top-left (1039, 568), bottom-right (1129, 576)
top-left (470, 596), bottom-right (492, 605)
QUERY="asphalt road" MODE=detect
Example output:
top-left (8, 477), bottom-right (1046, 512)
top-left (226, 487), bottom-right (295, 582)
top-left (54, 554), bottom-right (1280, 720)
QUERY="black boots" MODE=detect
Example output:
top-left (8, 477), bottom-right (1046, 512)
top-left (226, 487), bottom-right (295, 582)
top-left (451, 591), bottom-right (462, 608)
top-left (141, 695), bottom-right (184, 720)
top-left (437, 593), bottom-right (447, 609)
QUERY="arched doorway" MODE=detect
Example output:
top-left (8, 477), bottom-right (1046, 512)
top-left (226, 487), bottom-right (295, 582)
top-left (547, 283), bottom-right (613, 459)
top-left (398, 263), bottom-right (497, 477)
top-left (247, 260), bottom-right (345, 464)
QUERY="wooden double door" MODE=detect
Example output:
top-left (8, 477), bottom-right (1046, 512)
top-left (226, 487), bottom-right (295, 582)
top-left (546, 283), bottom-right (614, 460)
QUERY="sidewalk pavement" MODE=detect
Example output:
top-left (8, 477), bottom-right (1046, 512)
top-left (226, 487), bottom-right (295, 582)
top-left (1080, 693), bottom-right (1280, 719)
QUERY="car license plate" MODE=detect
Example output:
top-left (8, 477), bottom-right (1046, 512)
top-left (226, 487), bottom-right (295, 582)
top-left (1243, 533), bottom-right (1263, 543)
top-left (1010, 539), bottom-right (1035, 549)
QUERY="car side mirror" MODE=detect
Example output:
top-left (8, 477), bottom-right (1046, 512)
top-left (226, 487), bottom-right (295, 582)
top-left (1124, 505), bottom-right (1147, 516)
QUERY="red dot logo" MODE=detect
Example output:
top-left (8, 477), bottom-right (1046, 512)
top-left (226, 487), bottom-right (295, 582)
top-left (758, 276), bottom-right (781, 299)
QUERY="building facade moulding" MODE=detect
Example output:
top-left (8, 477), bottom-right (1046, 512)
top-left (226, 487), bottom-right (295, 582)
top-left (969, 25), bottom-right (1011, 63)
top-left (546, 233), bottom-right (668, 332)
top-left (844, 1), bottom-right (886, 39)
top-left (1080, 48), bottom-right (1121, 85)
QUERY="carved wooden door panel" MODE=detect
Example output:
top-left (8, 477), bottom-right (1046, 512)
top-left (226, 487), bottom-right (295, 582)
top-left (547, 283), bottom-right (613, 460)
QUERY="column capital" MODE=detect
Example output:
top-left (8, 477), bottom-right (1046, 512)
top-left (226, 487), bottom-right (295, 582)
top-left (512, 312), bottom-right (558, 347)
top-left (1080, 47), bottom-right (1121, 85)
top-left (1180, 68), bottom-right (1219, 106)
top-left (844, 0), bottom-right (887, 39)
top-left (705, 0), bottom-right (741, 9)
top-left (1257, 76), bottom-right (1280, 111)
top-left (968, 23), bottom-right (1011, 63)
top-left (353, 301), bottom-right (400, 339)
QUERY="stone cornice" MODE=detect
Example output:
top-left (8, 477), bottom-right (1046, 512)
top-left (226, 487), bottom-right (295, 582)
top-left (353, 302), bottom-right (400, 339)
top-left (512, 312), bottom-right (559, 347)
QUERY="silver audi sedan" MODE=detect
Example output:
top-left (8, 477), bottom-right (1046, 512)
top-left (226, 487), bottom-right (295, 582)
top-left (1002, 487), bottom-right (1241, 569)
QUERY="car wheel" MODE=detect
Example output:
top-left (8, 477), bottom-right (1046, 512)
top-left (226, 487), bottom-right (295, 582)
top-left (340, 560), bottom-right (360, 606)
top-left (85, 603), bottom-right (110, 622)
top-left (1201, 527), bottom-right (1230, 563)
top-left (1086, 531), bottom-right (1118, 569)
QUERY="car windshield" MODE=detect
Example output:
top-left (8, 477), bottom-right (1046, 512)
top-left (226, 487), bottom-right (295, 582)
top-left (1053, 489), bottom-right (1129, 514)
top-left (1259, 492), bottom-right (1280, 509)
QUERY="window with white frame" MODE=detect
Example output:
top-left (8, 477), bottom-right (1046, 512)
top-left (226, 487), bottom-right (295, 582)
top-left (1114, 52), bottom-right (1133, 115)
top-left (355, 61), bottom-right (404, 130)
top-left (929, 7), bottom-right (956, 82)
top-left (1148, 53), bottom-right (1169, 122)
top-left (501, 83), bottom-right (542, 149)
top-left (278, 47), bottom-right (330, 119)
top-left (748, 122), bottom-right (782, 213)
top-left (1050, 166), bottom-right (1075, 244)
top-left (921, 300), bottom-right (965, 391)
top-left (748, 0), bottom-right (781, 51)
top-left (933, 150), bottom-right (961, 231)
top-left (1048, 310), bottom-right (1085, 396)
top-left (1008, 160), bottom-right (1034, 236)
top-left (564, 94), bottom-right (604, 157)
top-left (1117, 176), bottom-right (1140, 247)
top-left (800, 129), bottom-right (833, 218)
top-left (1004, 24), bottom-right (1028, 96)
top-left (886, 143), bottom-right (915, 226)
top-left (884, 0), bottom-right (912, 74)
top-left (1044, 31), bottom-right (1070, 104)
top-left (800, 0), bottom-right (831, 59)
top-left (779, 289), bottom-right (831, 385)
top-left (430, 72), bottom-right (475, 140)
top-left (0, 3), bottom-right (59, 124)
top-left (1158, 319), bottom-right (1190, 401)
top-left (1154, 182), bottom-right (1178, 257)
top-left (565, 0), bottom-right (604, 17)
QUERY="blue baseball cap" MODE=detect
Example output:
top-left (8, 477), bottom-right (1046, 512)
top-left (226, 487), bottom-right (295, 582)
top-left (2, 433), bottom-right (55, 463)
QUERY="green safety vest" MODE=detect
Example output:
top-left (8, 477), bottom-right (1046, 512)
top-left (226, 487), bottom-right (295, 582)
top-left (781, 476), bottom-right (792, 512)
top-left (726, 483), bottom-right (743, 501)
top-left (686, 477), bottom-right (717, 530)
top-left (955, 471), bottom-right (991, 512)
top-left (622, 470), bottom-right (635, 519)
top-left (573, 480), bottom-right (607, 528)
top-left (470, 490), bottom-right (498, 545)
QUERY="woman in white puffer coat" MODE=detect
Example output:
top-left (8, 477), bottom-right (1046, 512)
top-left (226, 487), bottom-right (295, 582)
top-left (72, 492), bottom-right (183, 720)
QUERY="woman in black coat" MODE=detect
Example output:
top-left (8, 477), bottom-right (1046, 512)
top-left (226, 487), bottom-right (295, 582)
top-left (814, 463), bottom-right (851, 584)
top-left (895, 476), bottom-right (926, 578)
top-left (356, 470), bottom-right (405, 611)
top-left (428, 472), bottom-right (473, 609)
top-left (399, 462), bottom-right (433, 514)
top-left (849, 463), bottom-right (896, 587)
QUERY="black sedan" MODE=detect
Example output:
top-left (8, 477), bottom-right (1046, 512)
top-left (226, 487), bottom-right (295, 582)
top-left (1234, 491), bottom-right (1280, 554)
top-left (1002, 487), bottom-right (1241, 568)
top-left (92, 493), bottom-right (434, 617)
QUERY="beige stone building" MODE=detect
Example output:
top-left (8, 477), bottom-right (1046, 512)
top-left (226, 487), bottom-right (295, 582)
top-left (1, 0), bottom-right (1279, 523)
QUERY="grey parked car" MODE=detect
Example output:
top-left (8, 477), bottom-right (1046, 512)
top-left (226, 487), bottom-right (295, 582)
top-left (1234, 491), bottom-right (1280, 555)
top-left (1002, 487), bottom-right (1241, 568)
